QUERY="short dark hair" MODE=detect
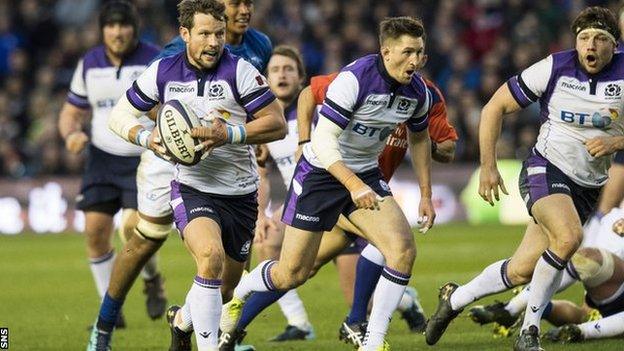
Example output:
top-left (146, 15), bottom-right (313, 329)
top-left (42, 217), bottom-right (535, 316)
top-left (379, 16), bottom-right (426, 45)
top-left (271, 45), bottom-right (306, 79)
top-left (571, 6), bottom-right (620, 41)
top-left (99, 0), bottom-right (139, 31)
top-left (177, 0), bottom-right (226, 30)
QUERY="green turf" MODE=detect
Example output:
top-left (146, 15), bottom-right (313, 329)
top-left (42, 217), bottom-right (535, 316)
top-left (0, 224), bottom-right (621, 350)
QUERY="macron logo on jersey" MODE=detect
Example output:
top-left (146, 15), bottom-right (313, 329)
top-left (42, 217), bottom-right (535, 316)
top-left (560, 80), bottom-right (586, 92)
top-left (168, 83), bottom-right (196, 94)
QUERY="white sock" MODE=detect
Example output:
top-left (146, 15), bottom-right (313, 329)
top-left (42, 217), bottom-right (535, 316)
top-left (362, 267), bottom-right (410, 350)
top-left (505, 267), bottom-right (577, 316)
top-left (521, 250), bottom-right (566, 332)
top-left (89, 250), bottom-right (115, 299)
top-left (578, 311), bottom-right (624, 339)
top-left (277, 289), bottom-right (311, 330)
top-left (450, 259), bottom-right (512, 310)
top-left (361, 244), bottom-right (386, 265)
top-left (189, 276), bottom-right (222, 349)
top-left (140, 253), bottom-right (159, 280)
top-left (233, 260), bottom-right (277, 300)
top-left (397, 291), bottom-right (414, 312)
top-left (175, 298), bottom-right (194, 332)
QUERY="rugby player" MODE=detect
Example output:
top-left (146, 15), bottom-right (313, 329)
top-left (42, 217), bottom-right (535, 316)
top-left (57, 0), bottom-right (163, 329)
top-left (426, 7), bottom-right (624, 351)
top-left (91, 1), bottom-right (286, 350)
top-left (225, 17), bottom-right (435, 351)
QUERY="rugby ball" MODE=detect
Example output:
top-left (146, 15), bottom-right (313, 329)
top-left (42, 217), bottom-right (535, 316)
top-left (157, 100), bottom-right (202, 166)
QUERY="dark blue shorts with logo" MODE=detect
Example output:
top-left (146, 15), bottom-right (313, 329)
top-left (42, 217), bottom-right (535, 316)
top-left (518, 149), bottom-right (601, 224)
top-left (170, 181), bottom-right (258, 262)
top-left (281, 155), bottom-right (392, 232)
top-left (585, 288), bottom-right (624, 317)
top-left (76, 145), bottom-right (140, 214)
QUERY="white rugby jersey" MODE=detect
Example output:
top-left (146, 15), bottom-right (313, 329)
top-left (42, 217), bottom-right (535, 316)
top-left (67, 41), bottom-right (159, 156)
top-left (303, 54), bottom-right (431, 173)
top-left (266, 100), bottom-right (299, 187)
top-left (508, 50), bottom-right (624, 187)
top-left (582, 207), bottom-right (624, 259)
top-left (126, 49), bottom-right (276, 195)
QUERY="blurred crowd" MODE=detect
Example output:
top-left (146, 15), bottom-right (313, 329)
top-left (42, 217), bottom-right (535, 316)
top-left (0, 0), bottom-right (622, 177)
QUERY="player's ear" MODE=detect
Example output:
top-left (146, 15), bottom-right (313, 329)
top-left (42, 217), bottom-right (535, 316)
top-left (180, 26), bottom-right (191, 43)
top-left (381, 45), bottom-right (390, 60)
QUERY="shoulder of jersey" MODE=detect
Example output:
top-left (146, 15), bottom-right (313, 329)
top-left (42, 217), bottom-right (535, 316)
top-left (82, 45), bottom-right (107, 65)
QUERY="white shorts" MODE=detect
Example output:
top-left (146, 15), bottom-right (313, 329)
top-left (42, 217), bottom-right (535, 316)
top-left (137, 150), bottom-right (175, 218)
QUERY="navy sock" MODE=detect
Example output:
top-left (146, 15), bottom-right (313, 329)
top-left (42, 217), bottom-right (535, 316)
top-left (237, 290), bottom-right (286, 330)
top-left (347, 255), bottom-right (383, 324)
top-left (96, 293), bottom-right (124, 332)
top-left (542, 301), bottom-right (553, 319)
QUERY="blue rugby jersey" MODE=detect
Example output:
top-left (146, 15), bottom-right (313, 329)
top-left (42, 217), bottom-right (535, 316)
top-left (153, 28), bottom-right (272, 72)
top-left (303, 54), bottom-right (431, 173)
top-left (507, 50), bottom-right (624, 187)
top-left (126, 48), bottom-right (276, 195)
top-left (67, 41), bottom-right (160, 156)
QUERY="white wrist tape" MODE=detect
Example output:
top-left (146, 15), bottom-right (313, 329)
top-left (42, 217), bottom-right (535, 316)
top-left (227, 125), bottom-right (247, 144)
top-left (108, 95), bottom-right (144, 142)
top-left (135, 129), bottom-right (151, 148)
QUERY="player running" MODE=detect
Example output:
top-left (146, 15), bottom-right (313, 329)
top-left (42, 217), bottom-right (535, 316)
top-left (57, 0), bottom-right (163, 329)
top-left (90, 1), bottom-right (286, 350)
top-left (225, 16), bottom-right (435, 351)
top-left (426, 6), bottom-right (624, 351)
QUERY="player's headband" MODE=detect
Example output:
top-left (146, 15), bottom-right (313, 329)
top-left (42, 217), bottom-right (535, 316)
top-left (575, 23), bottom-right (617, 44)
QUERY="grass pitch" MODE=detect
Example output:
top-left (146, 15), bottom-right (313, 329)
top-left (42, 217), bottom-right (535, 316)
top-left (1, 223), bottom-right (621, 350)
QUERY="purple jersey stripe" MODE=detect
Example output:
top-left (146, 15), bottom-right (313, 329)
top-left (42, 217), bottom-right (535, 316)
top-left (406, 114), bottom-right (429, 132)
top-left (526, 151), bottom-right (549, 202)
top-left (319, 104), bottom-right (350, 129)
top-left (67, 92), bottom-right (90, 109)
top-left (244, 89), bottom-right (276, 114)
top-left (507, 76), bottom-right (533, 108)
top-left (170, 180), bottom-right (189, 237)
top-left (126, 88), bottom-right (156, 112)
top-left (282, 158), bottom-right (314, 225)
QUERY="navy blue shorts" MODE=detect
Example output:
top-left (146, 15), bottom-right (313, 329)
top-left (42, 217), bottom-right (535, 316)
top-left (76, 145), bottom-right (140, 214)
top-left (340, 236), bottom-right (368, 255)
top-left (170, 181), bottom-right (257, 262)
top-left (281, 155), bottom-right (392, 232)
top-left (518, 149), bottom-right (600, 224)
top-left (614, 151), bottom-right (624, 165)
top-left (585, 288), bottom-right (624, 317)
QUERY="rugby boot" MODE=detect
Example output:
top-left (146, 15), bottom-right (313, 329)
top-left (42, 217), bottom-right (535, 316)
top-left (469, 301), bottom-right (518, 327)
top-left (338, 318), bottom-right (368, 347)
top-left (218, 329), bottom-right (254, 351)
top-left (513, 325), bottom-right (544, 351)
top-left (220, 297), bottom-right (245, 333)
top-left (543, 324), bottom-right (584, 343)
top-left (357, 340), bottom-right (390, 351)
top-left (86, 325), bottom-right (112, 351)
top-left (166, 305), bottom-right (192, 351)
top-left (270, 324), bottom-right (316, 341)
top-left (425, 282), bottom-right (463, 345)
top-left (400, 287), bottom-right (427, 333)
top-left (144, 273), bottom-right (167, 319)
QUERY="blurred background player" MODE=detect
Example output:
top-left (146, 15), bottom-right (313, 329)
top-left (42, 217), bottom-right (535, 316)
top-left (226, 16), bottom-right (435, 351)
top-left (426, 6), bottom-right (624, 351)
top-left (57, 0), bottom-right (163, 330)
top-left (96, 1), bottom-right (286, 350)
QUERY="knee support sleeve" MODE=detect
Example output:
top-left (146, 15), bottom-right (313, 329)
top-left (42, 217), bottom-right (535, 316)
top-left (134, 217), bottom-right (172, 242)
top-left (572, 248), bottom-right (614, 288)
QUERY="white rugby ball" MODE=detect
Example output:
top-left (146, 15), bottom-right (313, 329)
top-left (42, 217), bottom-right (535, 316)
top-left (157, 100), bottom-right (202, 166)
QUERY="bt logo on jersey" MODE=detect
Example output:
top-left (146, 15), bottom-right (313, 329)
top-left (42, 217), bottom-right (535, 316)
top-left (560, 110), bottom-right (616, 129)
top-left (352, 123), bottom-right (394, 141)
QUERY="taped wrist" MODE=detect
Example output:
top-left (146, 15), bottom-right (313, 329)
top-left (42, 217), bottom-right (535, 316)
top-left (226, 124), bottom-right (247, 144)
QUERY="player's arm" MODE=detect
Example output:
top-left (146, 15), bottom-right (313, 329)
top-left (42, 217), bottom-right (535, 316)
top-left (295, 85), bottom-right (315, 160)
top-left (432, 140), bottom-right (456, 163)
top-left (478, 83), bottom-right (521, 205)
top-left (59, 58), bottom-right (91, 154)
top-left (58, 102), bottom-right (89, 154)
top-left (255, 164), bottom-right (277, 242)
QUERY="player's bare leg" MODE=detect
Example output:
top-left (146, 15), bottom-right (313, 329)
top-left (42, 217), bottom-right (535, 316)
top-left (347, 197), bottom-right (415, 350)
top-left (335, 254), bottom-right (358, 306)
top-left (427, 215), bottom-right (548, 345)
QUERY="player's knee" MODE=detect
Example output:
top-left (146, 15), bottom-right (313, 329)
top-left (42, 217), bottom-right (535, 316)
top-left (552, 227), bottom-right (583, 256)
top-left (134, 218), bottom-right (171, 242)
top-left (385, 244), bottom-right (416, 270)
top-left (195, 246), bottom-right (226, 277)
top-left (120, 209), bottom-right (138, 239)
top-left (571, 248), bottom-right (614, 288)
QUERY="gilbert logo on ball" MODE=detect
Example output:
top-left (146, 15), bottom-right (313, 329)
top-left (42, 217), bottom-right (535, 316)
top-left (157, 100), bottom-right (202, 166)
